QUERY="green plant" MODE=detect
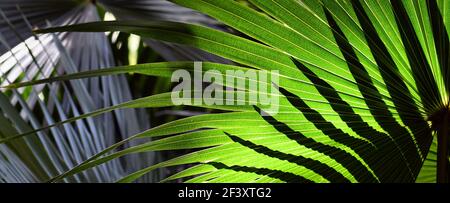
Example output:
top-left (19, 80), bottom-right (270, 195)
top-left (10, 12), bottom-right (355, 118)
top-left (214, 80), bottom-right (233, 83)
top-left (0, 0), bottom-right (224, 183)
top-left (2, 0), bottom-right (450, 183)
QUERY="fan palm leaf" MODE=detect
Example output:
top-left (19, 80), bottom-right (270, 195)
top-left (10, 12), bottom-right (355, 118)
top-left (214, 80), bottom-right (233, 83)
top-left (3, 0), bottom-right (450, 183)
top-left (0, 0), bottom-right (227, 182)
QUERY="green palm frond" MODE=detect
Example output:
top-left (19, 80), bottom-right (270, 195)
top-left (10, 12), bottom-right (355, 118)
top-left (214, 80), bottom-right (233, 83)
top-left (0, 0), bottom-right (229, 183)
top-left (3, 0), bottom-right (450, 183)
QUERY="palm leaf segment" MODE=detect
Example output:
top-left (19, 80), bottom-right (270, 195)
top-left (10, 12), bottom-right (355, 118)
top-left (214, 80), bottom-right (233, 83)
top-left (0, 0), bottom-right (224, 182)
top-left (8, 0), bottom-right (450, 183)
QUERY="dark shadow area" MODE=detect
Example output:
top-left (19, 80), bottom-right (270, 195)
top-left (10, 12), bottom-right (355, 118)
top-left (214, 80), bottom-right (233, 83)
top-left (279, 82), bottom-right (411, 182)
top-left (323, 8), bottom-right (417, 181)
top-left (390, 0), bottom-right (441, 111)
top-left (224, 132), bottom-right (350, 182)
top-left (208, 162), bottom-right (312, 183)
top-left (427, 0), bottom-right (449, 98)
top-left (351, 0), bottom-right (432, 176)
top-left (253, 106), bottom-right (377, 182)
